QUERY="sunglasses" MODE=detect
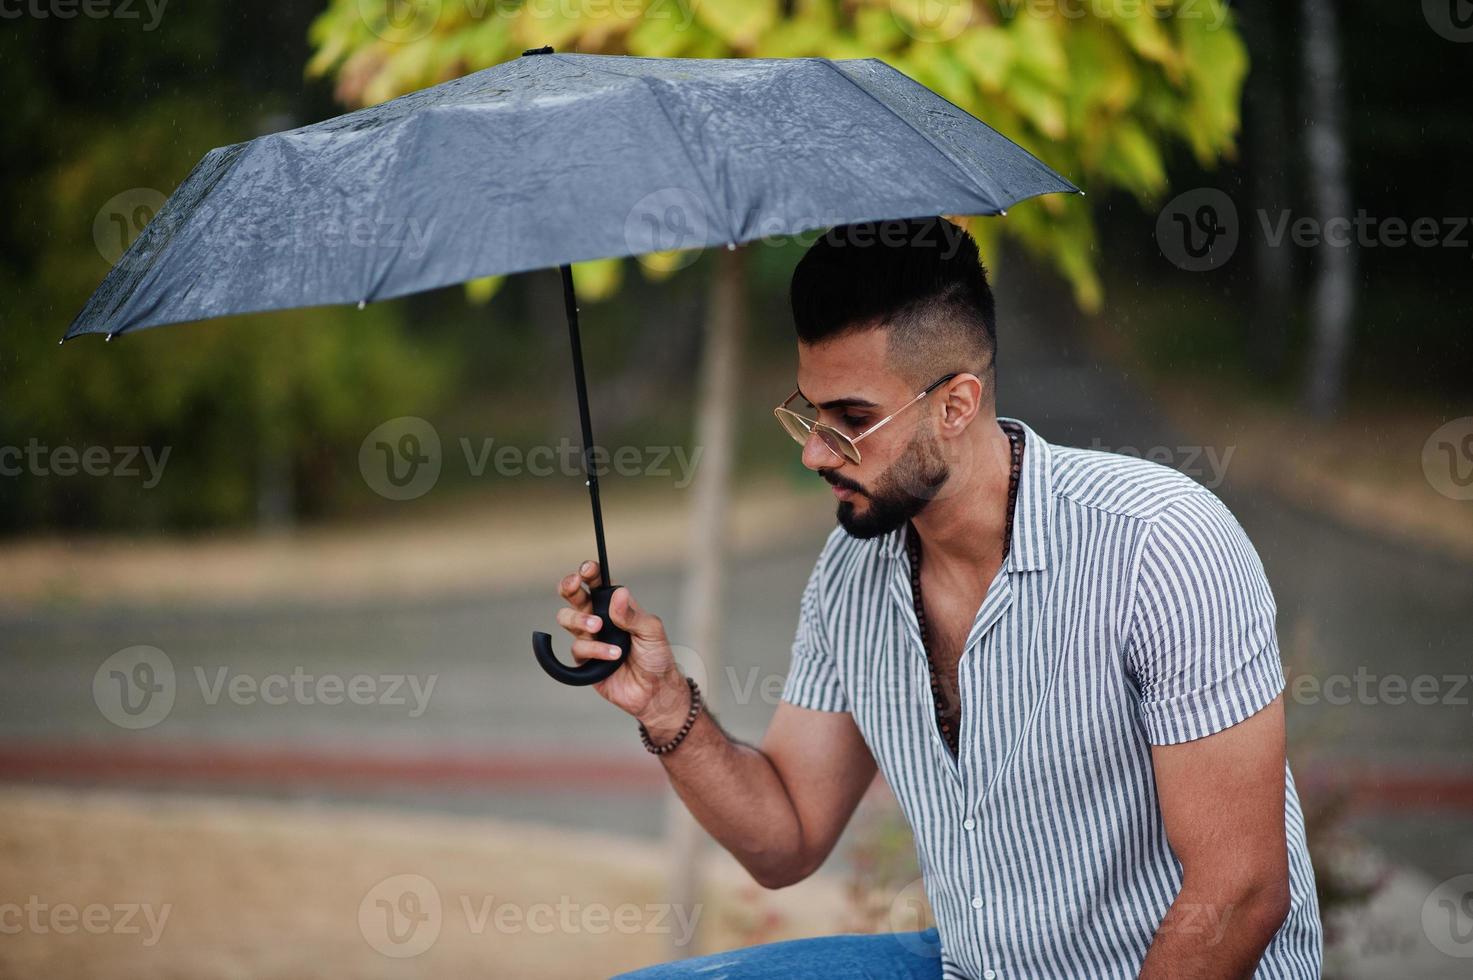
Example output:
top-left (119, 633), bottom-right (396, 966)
top-left (773, 373), bottom-right (959, 465)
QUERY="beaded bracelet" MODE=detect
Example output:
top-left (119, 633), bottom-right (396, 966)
top-left (638, 677), bottom-right (703, 755)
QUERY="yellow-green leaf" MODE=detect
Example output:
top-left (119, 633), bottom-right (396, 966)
top-left (954, 27), bottom-right (1014, 93)
top-left (626, 13), bottom-right (694, 58)
top-left (1009, 14), bottom-right (1068, 91)
top-left (694, 0), bottom-right (777, 50)
top-left (464, 274), bottom-right (504, 305)
top-left (1009, 74), bottom-right (1068, 140)
top-left (572, 257), bottom-right (623, 301)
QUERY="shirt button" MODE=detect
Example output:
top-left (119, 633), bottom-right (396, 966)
top-left (971, 896), bottom-right (984, 910)
top-left (983, 971), bottom-right (997, 980)
top-left (963, 818), bottom-right (976, 831)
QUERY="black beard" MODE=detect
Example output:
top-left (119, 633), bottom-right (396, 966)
top-left (833, 426), bottom-right (951, 540)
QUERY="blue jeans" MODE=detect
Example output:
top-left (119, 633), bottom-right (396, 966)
top-left (612, 928), bottom-right (943, 978)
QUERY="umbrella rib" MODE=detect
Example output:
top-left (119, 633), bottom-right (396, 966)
top-left (819, 59), bottom-right (1011, 213)
top-left (546, 55), bottom-right (736, 246)
top-left (635, 75), bottom-right (739, 248)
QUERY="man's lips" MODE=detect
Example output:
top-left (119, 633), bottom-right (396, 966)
top-left (832, 485), bottom-right (855, 500)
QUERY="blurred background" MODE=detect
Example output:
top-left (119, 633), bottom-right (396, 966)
top-left (1, 1), bottom-right (1469, 977)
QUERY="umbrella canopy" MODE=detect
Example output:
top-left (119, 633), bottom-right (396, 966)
top-left (65, 51), bottom-right (1076, 340)
top-left (65, 50), bottom-right (1079, 685)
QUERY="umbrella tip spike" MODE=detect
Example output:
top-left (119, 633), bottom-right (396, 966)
top-left (357, 300), bottom-right (366, 310)
top-left (105, 333), bottom-right (114, 343)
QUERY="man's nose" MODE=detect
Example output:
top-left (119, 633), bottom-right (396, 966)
top-left (801, 430), bottom-right (841, 471)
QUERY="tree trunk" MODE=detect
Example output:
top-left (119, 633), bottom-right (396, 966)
top-left (1244, 0), bottom-right (1294, 378)
top-left (665, 246), bottom-right (746, 956)
top-left (1299, 0), bottom-right (1356, 418)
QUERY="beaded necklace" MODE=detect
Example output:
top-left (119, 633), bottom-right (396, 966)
top-left (904, 420), bottom-right (1024, 758)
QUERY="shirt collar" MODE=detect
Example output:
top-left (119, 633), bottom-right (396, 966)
top-left (882, 416), bottom-right (1051, 571)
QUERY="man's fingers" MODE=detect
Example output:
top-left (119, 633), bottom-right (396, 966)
top-left (607, 586), bottom-right (662, 642)
top-left (557, 572), bottom-right (593, 611)
top-left (577, 559), bottom-right (601, 584)
top-left (570, 637), bottom-right (623, 664)
top-left (555, 607), bottom-right (602, 636)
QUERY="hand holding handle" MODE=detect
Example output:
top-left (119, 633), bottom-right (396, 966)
top-left (532, 583), bottom-right (631, 686)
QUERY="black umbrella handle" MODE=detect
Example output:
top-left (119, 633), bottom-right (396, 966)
top-left (531, 261), bottom-right (633, 686)
top-left (532, 584), bottom-right (632, 685)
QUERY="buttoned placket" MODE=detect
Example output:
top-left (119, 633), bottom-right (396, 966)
top-left (890, 525), bottom-right (1019, 980)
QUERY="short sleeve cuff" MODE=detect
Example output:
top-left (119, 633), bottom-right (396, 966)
top-left (1139, 639), bottom-right (1286, 745)
top-left (780, 658), bottom-right (849, 713)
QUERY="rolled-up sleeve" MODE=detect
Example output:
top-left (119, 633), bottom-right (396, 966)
top-left (780, 548), bottom-right (849, 713)
top-left (1127, 490), bottom-right (1286, 745)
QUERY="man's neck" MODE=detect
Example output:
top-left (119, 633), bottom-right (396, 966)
top-left (909, 417), bottom-right (1014, 580)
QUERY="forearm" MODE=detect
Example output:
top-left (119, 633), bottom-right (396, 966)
top-left (639, 675), bottom-right (810, 888)
top-left (1138, 876), bottom-right (1290, 980)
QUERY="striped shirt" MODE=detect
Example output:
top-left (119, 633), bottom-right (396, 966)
top-left (782, 418), bottom-right (1322, 979)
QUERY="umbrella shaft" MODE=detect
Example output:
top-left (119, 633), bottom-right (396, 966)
top-left (560, 264), bottom-right (611, 587)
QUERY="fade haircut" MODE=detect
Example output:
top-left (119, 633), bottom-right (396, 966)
top-left (789, 217), bottom-right (996, 394)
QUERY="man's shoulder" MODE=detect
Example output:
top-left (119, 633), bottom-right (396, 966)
top-left (1049, 441), bottom-right (1225, 525)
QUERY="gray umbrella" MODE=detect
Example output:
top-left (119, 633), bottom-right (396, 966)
top-left (65, 48), bottom-right (1080, 684)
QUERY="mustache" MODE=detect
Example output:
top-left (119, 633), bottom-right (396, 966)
top-left (821, 470), bottom-right (865, 494)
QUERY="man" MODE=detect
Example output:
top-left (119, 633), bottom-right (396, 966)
top-left (552, 218), bottom-right (1322, 979)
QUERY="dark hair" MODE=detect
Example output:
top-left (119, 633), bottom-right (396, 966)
top-left (789, 217), bottom-right (996, 389)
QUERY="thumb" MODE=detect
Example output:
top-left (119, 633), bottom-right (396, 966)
top-left (608, 586), bottom-right (660, 640)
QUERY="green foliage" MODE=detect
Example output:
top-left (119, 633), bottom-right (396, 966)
top-left (1, 94), bottom-right (450, 531)
top-left (308, 0), bottom-right (1248, 310)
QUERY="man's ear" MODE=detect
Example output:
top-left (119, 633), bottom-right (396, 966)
top-left (937, 373), bottom-right (985, 434)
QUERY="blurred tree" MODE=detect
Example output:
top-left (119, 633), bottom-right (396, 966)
top-left (307, 0), bottom-right (1251, 312)
top-left (1298, 0), bottom-right (1354, 419)
top-left (0, 8), bottom-right (452, 533)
